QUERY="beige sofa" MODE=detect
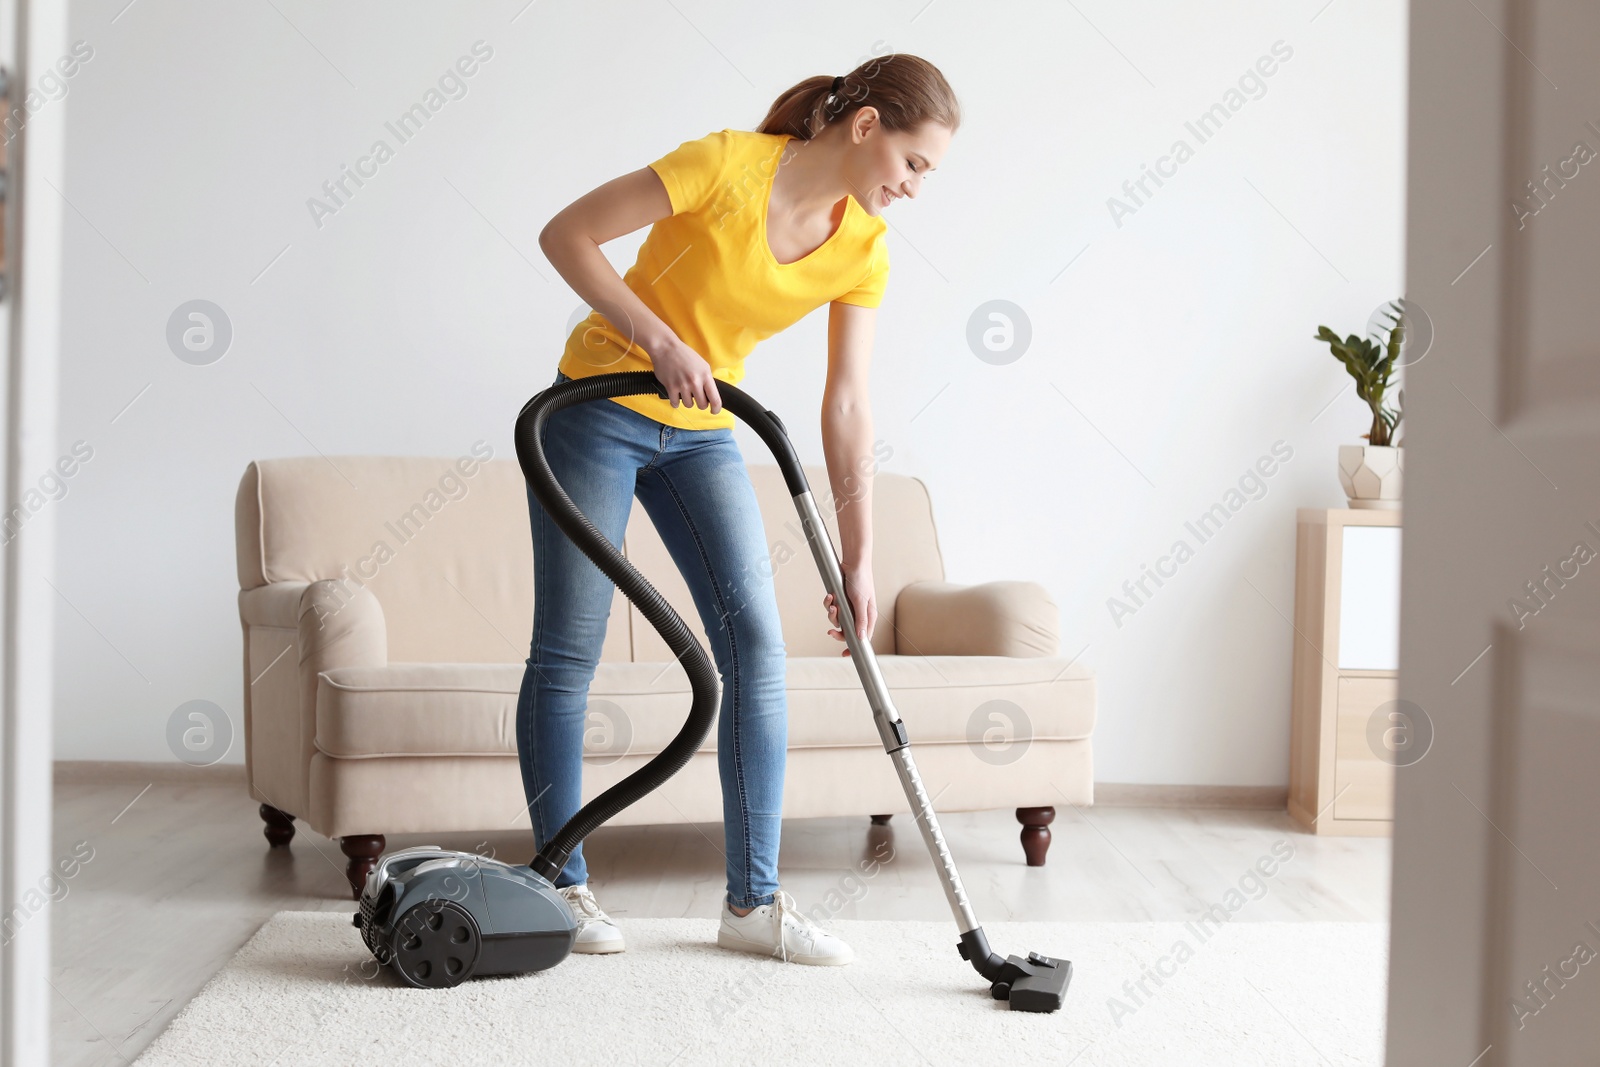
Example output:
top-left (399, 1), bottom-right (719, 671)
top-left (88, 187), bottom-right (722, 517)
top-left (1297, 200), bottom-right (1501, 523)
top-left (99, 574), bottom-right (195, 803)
top-left (234, 452), bottom-right (1096, 898)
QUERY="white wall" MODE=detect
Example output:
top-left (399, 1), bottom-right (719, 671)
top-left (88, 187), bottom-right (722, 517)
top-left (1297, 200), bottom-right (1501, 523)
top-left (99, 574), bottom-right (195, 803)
top-left (51, 0), bottom-right (1406, 785)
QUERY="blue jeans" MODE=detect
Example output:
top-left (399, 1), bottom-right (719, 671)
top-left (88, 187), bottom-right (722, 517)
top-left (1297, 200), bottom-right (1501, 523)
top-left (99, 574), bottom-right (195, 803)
top-left (517, 370), bottom-right (788, 908)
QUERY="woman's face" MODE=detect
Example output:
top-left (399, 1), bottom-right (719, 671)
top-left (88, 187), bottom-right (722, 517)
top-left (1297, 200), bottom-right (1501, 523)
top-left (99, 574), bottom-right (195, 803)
top-left (848, 114), bottom-right (952, 216)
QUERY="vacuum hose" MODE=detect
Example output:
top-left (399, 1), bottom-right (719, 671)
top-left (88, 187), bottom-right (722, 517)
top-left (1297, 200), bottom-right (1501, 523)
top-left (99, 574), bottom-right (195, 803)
top-left (514, 371), bottom-right (808, 884)
top-left (515, 370), bottom-right (1074, 1012)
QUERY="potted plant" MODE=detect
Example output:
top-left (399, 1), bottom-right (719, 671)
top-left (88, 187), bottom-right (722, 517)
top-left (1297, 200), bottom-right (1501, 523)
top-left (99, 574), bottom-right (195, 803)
top-left (1314, 302), bottom-right (1406, 509)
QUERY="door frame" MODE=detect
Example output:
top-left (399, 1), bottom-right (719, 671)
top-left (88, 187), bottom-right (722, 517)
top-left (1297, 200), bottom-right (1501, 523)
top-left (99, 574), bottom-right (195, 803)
top-left (0, 0), bottom-right (68, 1064)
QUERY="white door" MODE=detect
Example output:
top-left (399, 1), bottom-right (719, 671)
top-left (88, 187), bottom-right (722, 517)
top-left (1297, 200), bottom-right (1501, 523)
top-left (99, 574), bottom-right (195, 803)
top-left (0, 0), bottom-right (67, 1065)
top-left (1391, 0), bottom-right (1600, 1061)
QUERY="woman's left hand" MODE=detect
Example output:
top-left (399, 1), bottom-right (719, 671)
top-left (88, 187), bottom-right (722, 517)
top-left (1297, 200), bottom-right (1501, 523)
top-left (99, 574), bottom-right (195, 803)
top-left (823, 563), bottom-right (877, 656)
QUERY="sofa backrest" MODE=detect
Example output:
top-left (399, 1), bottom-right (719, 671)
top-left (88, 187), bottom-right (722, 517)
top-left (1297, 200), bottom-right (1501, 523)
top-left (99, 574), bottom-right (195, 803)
top-left (235, 455), bottom-right (945, 664)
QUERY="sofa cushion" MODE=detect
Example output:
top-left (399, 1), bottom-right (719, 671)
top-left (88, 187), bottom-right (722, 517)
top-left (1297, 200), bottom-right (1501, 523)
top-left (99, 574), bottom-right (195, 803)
top-left (624, 465), bottom-right (945, 662)
top-left (237, 457), bottom-right (944, 667)
top-left (315, 654), bottom-right (1095, 759)
top-left (234, 456), bottom-right (635, 666)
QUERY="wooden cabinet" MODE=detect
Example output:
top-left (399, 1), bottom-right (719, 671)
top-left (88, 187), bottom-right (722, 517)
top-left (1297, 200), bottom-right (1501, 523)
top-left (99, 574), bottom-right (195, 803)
top-left (1288, 509), bottom-right (1401, 835)
top-left (1333, 676), bottom-right (1397, 822)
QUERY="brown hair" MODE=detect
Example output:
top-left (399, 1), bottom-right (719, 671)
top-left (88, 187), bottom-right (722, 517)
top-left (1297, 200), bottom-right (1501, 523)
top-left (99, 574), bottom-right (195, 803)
top-left (755, 52), bottom-right (960, 142)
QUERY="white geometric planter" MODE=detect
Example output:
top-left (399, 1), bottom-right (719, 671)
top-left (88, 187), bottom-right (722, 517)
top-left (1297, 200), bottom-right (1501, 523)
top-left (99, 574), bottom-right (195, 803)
top-left (1338, 444), bottom-right (1402, 510)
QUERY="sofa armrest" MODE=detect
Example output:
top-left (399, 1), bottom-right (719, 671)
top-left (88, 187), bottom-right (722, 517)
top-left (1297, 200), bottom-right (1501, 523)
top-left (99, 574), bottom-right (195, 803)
top-left (239, 581), bottom-right (312, 806)
top-left (298, 579), bottom-right (388, 673)
top-left (296, 580), bottom-right (387, 811)
top-left (237, 578), bottom-right (387, 820)
top-left (240, 580), bottom-right (312, 629)
top-left (893, 580), bottom-right (1059, 657)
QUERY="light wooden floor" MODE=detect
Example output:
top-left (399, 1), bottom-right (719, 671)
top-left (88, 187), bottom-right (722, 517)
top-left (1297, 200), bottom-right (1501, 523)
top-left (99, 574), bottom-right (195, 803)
top-left (49, 768), bottom-right (1390, 1066)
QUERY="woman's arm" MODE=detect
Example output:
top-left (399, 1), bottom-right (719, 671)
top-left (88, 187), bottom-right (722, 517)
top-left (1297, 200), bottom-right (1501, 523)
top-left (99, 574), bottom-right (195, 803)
top-left (820, 299), bottom-right (880, 652)
top-left (539, 168), bottom-right (722, 411)
top-left (539, 167), bottom-right (674, 353)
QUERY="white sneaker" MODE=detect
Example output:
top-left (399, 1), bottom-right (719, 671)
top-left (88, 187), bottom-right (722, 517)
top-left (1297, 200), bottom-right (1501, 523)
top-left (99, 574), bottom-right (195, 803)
top-left (717, 888), bottom-right (854, 966)
top-left (558, 883), bottom-right (624, 954)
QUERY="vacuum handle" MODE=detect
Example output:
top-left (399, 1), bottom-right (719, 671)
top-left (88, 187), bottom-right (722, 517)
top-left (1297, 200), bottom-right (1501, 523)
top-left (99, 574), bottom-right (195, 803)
top-left (517, 370), bottom-right (986, 944)
top-left (790, 488), bottom-right (906, 753)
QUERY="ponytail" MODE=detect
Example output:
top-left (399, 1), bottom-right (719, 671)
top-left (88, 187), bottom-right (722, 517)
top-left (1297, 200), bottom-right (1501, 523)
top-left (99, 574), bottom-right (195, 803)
top-left (755, 52), bottom-right (960, 141)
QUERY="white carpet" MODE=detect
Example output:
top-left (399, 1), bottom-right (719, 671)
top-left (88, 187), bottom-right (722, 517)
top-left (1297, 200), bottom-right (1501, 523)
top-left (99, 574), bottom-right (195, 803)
top-left (132, 912), bottom-right (1387, 1065)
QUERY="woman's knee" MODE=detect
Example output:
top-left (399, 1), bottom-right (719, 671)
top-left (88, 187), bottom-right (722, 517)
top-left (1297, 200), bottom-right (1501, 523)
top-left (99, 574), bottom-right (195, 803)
top-left (718, 592), bottom-right (786, 673)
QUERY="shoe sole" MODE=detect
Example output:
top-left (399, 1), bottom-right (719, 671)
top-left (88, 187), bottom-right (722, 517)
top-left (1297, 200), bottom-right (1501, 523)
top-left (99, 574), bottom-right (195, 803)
top-left (716, 929), bottom-right (852, 966)
top-left (571, 937), bottom-right (625, 954)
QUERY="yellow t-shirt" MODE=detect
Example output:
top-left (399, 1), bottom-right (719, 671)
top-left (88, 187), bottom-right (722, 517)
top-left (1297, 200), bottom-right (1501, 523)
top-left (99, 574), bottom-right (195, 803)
top-left (556, 127), bottom-right (890, 430)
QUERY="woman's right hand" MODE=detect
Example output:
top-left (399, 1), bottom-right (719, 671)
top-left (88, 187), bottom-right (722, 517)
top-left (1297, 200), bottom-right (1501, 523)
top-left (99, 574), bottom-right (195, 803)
top-left (647, 332), bottom-right (722, 414)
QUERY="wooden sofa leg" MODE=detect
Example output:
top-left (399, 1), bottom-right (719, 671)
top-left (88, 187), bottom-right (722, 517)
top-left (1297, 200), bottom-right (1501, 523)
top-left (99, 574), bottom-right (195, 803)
top-left (339, 834), bottom-right (386, 900)
top-left (870, 814), bottom-right (893, 825)
top-left (1016, 806), bottom-right (1055, 866)
top-left (260, 804), bottom-right (296, 848)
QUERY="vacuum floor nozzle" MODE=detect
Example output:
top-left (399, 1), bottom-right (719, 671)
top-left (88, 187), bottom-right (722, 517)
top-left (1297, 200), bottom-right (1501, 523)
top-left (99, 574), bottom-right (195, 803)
top-left (959, 927), bottom-right (1074, 1012)
top-left (994, 951), bottom-right (1074, 1013)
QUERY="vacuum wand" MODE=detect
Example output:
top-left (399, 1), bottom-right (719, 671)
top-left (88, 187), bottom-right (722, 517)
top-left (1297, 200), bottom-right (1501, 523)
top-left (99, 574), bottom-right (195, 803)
top-left (514, 371), bottom-right (1073, 1013)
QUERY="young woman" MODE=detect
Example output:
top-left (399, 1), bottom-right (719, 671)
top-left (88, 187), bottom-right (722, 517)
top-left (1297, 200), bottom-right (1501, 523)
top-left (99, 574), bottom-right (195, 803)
top-left (520, 54), bottom-right (957, 966)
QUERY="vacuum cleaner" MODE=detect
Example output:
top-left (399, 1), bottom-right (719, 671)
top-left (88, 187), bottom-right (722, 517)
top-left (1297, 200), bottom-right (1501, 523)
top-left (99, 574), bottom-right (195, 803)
top-left (354, 370), bottom-right (1074, 1012)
